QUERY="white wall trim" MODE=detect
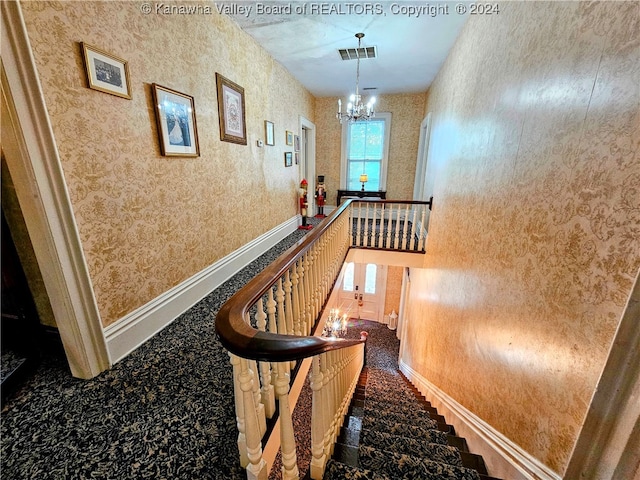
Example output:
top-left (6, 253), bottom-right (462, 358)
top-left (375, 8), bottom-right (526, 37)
top-left (400, 360), bottom-right (561, 480)
top-left (1, 1), bottom-right (110, 379)
top-left (104, 216), bottom-right (300, 364)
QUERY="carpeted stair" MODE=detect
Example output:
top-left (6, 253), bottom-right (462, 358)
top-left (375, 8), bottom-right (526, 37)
top-left (322, 367), bottom-right (501, 480)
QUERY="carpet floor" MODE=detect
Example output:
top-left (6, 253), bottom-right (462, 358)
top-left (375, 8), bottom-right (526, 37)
top-left (1, 219), bottom-right (323, 480)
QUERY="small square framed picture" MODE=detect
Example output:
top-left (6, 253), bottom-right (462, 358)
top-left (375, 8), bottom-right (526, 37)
top-left (81, 42), bottom-right (131, 99)
top-left (286, 130), bottom-right (294, 146)
top-left (265, 121), bottom-right (275, 146)
top-left (284, 152), bottom-right (293, 167)
top-left (152, 83), bottom-right (200, 157)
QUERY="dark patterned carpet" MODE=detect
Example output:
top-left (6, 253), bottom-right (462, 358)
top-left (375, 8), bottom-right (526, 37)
top-left (1, 219), bottom-right (322, 480)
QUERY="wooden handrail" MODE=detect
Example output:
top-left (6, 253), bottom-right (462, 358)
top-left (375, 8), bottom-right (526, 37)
top-left (215, 200), bottom-right (364, 362)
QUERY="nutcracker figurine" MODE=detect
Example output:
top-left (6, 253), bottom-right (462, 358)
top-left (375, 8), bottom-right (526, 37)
top-left (314, 175), bottom-right (327, 218)
top-left (298, 179), bottom-right (313, 230)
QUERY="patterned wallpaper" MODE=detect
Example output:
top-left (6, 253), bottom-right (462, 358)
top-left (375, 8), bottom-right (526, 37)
top-left (383, 265), bottom-right (403, 317)
top-left (315, 93), bottom-right (427, 205)
top-left (21, 1), bottom-right (314, 326)
top-left (401, 1), bottom-right (639, 474)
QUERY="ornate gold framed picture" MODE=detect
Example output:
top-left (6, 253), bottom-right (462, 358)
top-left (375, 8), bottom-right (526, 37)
top-left (216, 73), bottom-right (247, 145)
top-left (81, 42), bottom-right (131, 99)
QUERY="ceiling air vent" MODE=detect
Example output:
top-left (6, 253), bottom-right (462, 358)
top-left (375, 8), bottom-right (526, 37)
top-left (338, 46), bottom-right (377, 61)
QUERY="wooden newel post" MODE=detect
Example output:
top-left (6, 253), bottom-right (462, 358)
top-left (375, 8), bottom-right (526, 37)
top-left (360, 331), bottom-right (369, 366)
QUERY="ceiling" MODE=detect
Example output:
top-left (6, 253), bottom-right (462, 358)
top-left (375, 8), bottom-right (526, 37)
top-left (226, 3), bottom-right (469, 98)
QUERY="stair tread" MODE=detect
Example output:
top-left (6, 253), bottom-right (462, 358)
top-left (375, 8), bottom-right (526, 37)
top-left (358, 445), bottom-right (481, 480)
top-left (324, 459), bottom-right (392, 480)
top-left (360, 429), bottom-right (463, 467)
top-left (362, 416), bottom-right (445, 441)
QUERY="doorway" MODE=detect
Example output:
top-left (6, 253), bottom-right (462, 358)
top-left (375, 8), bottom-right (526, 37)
top-left (337, 262), bottom-right (387, 323)
top-left (299, 116), bottom-right (316, 217)
top-left (1, 212), bottom-right (43, 405)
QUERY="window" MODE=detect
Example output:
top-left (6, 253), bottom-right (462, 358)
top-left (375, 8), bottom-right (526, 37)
top-left (341, 112), bottom-right (391, 191)
top-left (364, 264), bottom-right (377, 294)
top-left (343, 262), bottom-right (354, 291)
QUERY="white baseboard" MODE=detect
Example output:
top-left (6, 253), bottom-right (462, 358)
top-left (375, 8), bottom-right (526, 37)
top-left (104, 216), bottom-right (300, 364)
top-left (399, 360), bottom-right (561, 480)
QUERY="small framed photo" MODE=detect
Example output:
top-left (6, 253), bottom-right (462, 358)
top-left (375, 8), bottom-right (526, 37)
top-left (294, 135), bottom-right (300, 152)
top-left (265, 121), bottom-right (275, 146)
top-left (216, 73), bottom-right (247, 145)
top-left (81, 42), bottom-right (131, 99)
top-left (152, 83), bottom-right (200, 157)
top-left (286, 130), bottom-right (294, 146)
top-left (295, 152), bottom-right (299, 165)
top-left (284, 152), bottom-right (293, 167)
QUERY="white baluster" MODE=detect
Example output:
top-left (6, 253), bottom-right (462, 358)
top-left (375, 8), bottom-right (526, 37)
top-left (275, 361), bottom-right (299, 480)
top-left (401, 204), bottom-right (410, 250)
top-left (229, 353), bottom-right (248, 468)
top-left (310, 356), bottom-right (327, 479)
top-left (378, 204), bottom-right (385, 247)
top-left (418, 205), bottom-right (427, 251)
top-left (249, 358), bottom-right (267, 436)
top-left (266, 287), bottom-right (278, 385)
top-left (386, 203), bottom-right (393, 248)
top-left (410, 205), bottom-right (418, 251)
top-left (364, 202), bottom-right (371, 247)
top-left (355, 202), bottom-right (362, 246)
top-left (255, 299), bottom-right (275, 418)
top-left (394, 204), bottom-right (402, 249)
top-left (240, 357), bottom-right (268, 480)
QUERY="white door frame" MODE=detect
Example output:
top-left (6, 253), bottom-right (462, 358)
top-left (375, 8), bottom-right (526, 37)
top-left (299, 116), bottom-right (316, 217)
top-left (413, 113), bottom-right (432, 201)
top-left (2, 2), bottom-right (110, 379)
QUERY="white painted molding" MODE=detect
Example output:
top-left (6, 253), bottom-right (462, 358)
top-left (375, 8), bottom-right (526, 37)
top-left (104, 216), bottom-right (300, 364)
top-left (1, 1), bottom-right (110, 378)
top-left (399, 361), bottom-right (561, 480)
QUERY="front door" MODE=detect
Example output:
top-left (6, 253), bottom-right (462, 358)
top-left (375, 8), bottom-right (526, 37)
top-left (338, 262), bottom-right (386, 322)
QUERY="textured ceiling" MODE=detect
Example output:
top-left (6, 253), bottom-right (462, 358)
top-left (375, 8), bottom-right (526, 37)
top-left (226, 2), bottom-right (469, 97)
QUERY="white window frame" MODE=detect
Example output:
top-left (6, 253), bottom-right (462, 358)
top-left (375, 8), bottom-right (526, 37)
top-left (340, 112), bottom-right (392, 191)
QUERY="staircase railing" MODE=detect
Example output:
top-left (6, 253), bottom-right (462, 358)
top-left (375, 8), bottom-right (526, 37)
top-left (216, 198), bottom-right (431, 480)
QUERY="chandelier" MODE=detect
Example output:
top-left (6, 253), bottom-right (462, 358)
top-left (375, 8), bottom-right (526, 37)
top-left (336, 33), bottom-right (376, 124)
top-left (322, 308), bottom-right (349, 338)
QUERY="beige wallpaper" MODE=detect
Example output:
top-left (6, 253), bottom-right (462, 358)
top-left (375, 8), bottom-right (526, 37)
top-left (383, 265), bottom-right (402, 316)
top-left (402, 1), bottom-right (639, 475)
top-left (315, 93), bottom-right (426, 205)
top-left (21, 1), bottom-right (314, 326)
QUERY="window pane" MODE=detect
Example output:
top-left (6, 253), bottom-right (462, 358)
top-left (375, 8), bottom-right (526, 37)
top-left (347, 160), bottom-right (381, 190)
top-left (364, 264), bottom-right (376, 294)
top-left (343, 262), bottom-right (354, 291)
top-left (348, 121), bottom-right (385, 160)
